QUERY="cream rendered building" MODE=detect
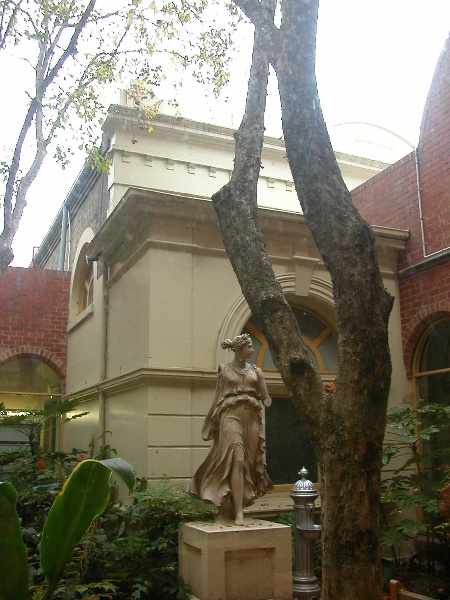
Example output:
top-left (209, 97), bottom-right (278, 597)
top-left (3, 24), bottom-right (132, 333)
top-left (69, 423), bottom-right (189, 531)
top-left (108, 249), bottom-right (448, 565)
top-left (46, 104), bottom-right (410, 489)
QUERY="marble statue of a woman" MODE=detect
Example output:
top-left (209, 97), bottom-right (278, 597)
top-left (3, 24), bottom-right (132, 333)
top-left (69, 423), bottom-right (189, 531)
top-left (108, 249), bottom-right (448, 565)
top-left (189, 334), bottom-right (273, 525)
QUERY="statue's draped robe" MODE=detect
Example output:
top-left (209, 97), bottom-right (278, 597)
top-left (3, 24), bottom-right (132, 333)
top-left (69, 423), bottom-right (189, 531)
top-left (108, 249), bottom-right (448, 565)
top-left (189, 362), bottom-right (273, 511)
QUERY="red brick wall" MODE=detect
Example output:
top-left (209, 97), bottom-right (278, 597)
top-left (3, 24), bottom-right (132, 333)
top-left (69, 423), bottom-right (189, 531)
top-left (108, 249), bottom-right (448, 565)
top-left (351, 35), bottom-right (450, 376)
top-left (0, 267), bottom-right (70, 383)
top-left (352, 153), bottom-right (420, 271)
top-left (400, 261), bottom-right (450, 376)
top-left (416, 36), bottom-right (450, 259)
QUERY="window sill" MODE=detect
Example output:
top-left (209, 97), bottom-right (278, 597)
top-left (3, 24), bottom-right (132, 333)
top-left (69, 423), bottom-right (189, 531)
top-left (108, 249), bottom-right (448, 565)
top-left (67, 303), bottom-right (94, 333)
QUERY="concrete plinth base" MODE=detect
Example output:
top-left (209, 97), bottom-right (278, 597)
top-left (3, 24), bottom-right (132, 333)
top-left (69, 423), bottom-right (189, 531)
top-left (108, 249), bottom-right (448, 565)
top-left (179, 519), bottom-right (292, 600)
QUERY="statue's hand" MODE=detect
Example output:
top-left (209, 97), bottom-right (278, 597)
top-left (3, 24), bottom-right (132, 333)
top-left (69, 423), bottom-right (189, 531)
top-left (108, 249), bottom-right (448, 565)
top-left (263, 397), bottom-right (272, 407)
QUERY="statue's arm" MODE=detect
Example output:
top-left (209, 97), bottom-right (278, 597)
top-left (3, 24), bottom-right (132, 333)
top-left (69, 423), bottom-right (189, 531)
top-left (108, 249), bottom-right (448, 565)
top-left (255, 366), bottom-right (272, 407)
top-left (201, 365), bottom-right (224, 440)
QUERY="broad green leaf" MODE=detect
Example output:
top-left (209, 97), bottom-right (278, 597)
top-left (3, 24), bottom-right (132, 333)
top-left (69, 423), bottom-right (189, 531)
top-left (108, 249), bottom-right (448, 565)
top-left (40, 460), bottom-right (112, 588)
top-left (40, 458), bottom-right (135, 592)
top-left (0, 482), bottom-right (28, 600)
top-left (99, 458), bottom-right (136, 494)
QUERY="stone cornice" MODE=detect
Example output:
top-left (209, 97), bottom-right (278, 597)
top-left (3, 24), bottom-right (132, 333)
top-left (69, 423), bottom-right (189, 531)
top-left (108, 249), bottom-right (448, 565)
top-left (63, 364), bottom-right (337, 402)
top-left (83, 189), bottom-right (409, 288)
top-left (104, 106), bottom-right (390, 171)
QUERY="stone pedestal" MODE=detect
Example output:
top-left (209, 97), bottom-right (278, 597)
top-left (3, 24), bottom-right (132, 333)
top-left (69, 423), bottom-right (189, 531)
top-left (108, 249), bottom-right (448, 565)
top-left (179, 519), bottom-right (292, 600)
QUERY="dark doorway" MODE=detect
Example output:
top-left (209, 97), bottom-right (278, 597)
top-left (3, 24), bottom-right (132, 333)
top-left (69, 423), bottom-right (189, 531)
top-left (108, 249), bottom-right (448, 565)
top-left (265, 397), bottom-right (318, 485)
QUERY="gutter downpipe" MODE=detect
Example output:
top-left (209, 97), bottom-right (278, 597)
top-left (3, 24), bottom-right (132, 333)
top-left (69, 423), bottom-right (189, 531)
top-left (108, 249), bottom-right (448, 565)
top-left (58, 204), bottom-right (69, 270)
top-left (414, 148), bottom-right (427, 259)
top-left (98, 259), bottom-right (109, 450)
top-left (412, 147), bottom-right (450, 264)
top-left (397, 149), bottom-right (450, 279)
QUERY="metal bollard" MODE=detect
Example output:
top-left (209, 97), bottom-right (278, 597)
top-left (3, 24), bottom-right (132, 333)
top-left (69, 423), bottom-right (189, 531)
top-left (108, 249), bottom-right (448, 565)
top-left (290, 467), bottom-right (321, 599)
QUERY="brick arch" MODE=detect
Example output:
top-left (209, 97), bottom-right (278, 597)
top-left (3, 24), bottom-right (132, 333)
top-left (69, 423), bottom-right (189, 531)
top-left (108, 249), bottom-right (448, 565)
top-left (0, 346), bottom-right (66, 389)
top-left (402, 302), bottom-right (450, 378)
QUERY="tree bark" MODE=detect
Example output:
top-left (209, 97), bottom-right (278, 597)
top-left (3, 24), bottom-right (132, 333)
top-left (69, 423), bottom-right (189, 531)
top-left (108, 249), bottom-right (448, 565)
top-left (212, 1), bottom-right (325, 439)
top-left (272, 6), bottom-right (393, 595)
top-left (215, 1), bottom-right (394, 597)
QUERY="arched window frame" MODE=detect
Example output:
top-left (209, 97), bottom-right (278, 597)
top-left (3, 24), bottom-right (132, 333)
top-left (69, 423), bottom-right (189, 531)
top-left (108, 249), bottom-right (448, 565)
top-left (244, 306), bottom-right (338, 376)
top-left (412, 317), bottom-right (450, 478)
top-left (69, 229), bottom-right (96, 321)
top-left (79, 259), bottom-right (94, 314)
top-left (412, 317), bottom-right (450, 397)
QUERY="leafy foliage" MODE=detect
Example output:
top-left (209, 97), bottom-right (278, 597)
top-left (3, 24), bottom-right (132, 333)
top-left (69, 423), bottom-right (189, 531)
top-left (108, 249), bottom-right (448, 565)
top-left (0, 447), bottom-right (214, 599)
top-left (83, 480), bottom-right (215, 599)
top-left (0, 482), bottom-right (28, 600)
top-left (0, 0), bottom-right (239, 273)
top-left (381, 398), bottom-right (450, 566)
top-left (0, 449), bottom-right (135, 600)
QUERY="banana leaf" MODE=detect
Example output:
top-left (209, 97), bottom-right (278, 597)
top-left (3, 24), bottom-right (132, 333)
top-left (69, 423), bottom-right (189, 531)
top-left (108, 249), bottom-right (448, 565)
top-left (41, 458), bottom-right (135, 596)
top-left (0, 482), bottom-right (28, 600)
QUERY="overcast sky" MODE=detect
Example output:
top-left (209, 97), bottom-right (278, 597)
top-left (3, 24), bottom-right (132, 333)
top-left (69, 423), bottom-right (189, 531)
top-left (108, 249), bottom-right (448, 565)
top-left (2, 1), bottom-right (449, 267)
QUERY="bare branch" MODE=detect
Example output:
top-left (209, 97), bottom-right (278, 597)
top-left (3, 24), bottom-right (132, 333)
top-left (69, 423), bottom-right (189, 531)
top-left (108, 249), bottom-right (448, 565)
top-left (40, 0), bottom-right (98, 92)
top-left (0, 0), bottom-right (24, 50)
top-left (1, 0), bottom-right (99, 268)
top-left (3, 5), bottom-right (135, 252)
top-left (39, 13), bottom-right (71, 82)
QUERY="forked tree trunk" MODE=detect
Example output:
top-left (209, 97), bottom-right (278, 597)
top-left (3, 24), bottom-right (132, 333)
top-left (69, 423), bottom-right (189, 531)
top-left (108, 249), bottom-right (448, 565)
top-left (214, 1), bottom-right (394, 598)
top-left (274, 2), bottom-right (393, 595)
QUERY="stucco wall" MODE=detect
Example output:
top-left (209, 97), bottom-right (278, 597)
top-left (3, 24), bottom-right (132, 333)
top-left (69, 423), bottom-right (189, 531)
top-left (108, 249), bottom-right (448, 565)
top-left (65, 273), bottom-right (103, 394)
top-left (107, 254), bottom-right (151, 377)
top-left (62, 398), bottom-right (100, 455)
top-left (61, 190), bottom-right (409, 486)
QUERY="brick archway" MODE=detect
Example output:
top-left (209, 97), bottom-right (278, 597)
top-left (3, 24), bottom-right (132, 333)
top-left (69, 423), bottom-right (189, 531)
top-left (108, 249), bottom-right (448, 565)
top-left (0, 346), bottom-right (66, 389)
top-left (402, 302), bottom-right (450, 378)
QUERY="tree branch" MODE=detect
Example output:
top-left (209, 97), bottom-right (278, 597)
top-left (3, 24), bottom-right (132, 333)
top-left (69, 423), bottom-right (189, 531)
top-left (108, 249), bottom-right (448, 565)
top-left (1, 0), bottom-right (98, 267)
top-left (0, 0), bottom-right (23, 50)
top-left (213, 1), bottom-right (325, 437)
top-left (232, 0), bottom-right (281, 63)
top-left (40, 0), bottom-right (98, 92)
top-left (271, 0), bottom-right (393, 417)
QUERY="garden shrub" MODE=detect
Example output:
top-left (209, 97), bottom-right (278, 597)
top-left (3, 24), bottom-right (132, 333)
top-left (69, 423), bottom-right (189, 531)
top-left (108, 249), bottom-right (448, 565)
top-left (0, 448), bottom-right (215, 599)
top-left (82, 480), bottom-right (215, 599)
top-left (380, 398), bottom-right (450, 598)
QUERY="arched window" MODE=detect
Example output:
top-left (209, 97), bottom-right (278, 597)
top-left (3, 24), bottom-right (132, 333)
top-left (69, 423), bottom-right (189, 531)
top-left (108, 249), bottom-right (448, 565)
top-left (413, 318), bottom-right (450, 478)
top-left (244, 307), bottom-right (338, 485)
top-left (244, 306), bottom-right (338, 373)
top-left (69, 229), bottom-right (95, 320)
top-left (78, 260), bottom-right (94, 314)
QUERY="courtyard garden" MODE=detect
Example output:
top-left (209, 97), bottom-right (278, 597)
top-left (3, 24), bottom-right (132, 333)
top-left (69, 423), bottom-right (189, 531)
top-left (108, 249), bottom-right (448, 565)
top-left (1, 396), bottom-right (449, 599)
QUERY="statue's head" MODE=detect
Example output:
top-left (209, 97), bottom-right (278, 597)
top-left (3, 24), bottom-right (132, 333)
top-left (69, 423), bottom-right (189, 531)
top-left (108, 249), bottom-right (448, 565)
top-left (221, 333), bottom-right (252, 352)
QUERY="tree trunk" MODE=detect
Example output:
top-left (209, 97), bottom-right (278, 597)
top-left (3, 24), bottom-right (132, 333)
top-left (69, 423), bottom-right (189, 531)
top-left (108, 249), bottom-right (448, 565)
top-left (217, 1), bottom-right (394, 597)
top-left (272, 4), bottom-right (393, 594)
top-left (0, 242), bottom-right (14, 276)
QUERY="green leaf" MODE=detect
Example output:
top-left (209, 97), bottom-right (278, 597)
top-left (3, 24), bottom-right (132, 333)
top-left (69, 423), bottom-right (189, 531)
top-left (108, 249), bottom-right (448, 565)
top-left (99, 458), bottom-right (136, 494)
top-left (0, 482), bottom-right (28, 600)
top-left (40, 458), bottom-right (135, 592)
top-left (40, 460), bottom-right (112, 589)
top-left (33, 483), bottom-right (61, 493)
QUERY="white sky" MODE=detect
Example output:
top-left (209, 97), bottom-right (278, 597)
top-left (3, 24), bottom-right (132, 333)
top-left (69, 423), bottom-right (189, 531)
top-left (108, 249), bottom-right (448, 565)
top-left (2, 0), bottom-right (449, 267)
